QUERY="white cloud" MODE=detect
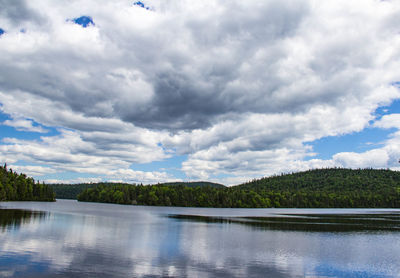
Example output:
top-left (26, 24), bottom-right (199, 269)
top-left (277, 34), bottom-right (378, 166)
top-left (332, 149), bottom-right (390, 169)
top-left (8, 165), bottom-right (56, 176)
top-left (0, 129), bottom-right (169, 181)
top-left (374, 114), bottom-right (400, 129)
top-left (3, 118), bottom-right (48, 133)
top-left (105, 168), bottom-right (180, 185)
top-left (44, 177), bottom-right (103, 184)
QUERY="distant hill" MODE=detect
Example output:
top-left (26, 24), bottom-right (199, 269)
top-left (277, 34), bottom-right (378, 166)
top-left (51, 181), bottom-right (225, 199)
top-left (234, 168), bottom-right (400, 207)
top-left (156, 181), bottom-right (225, 188)
top-left (236, 168), bottom-right (400, 192)
top-left (56, 168), bottom-right (400, 208)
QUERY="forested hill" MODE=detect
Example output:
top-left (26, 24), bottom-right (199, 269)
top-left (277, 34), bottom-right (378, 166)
top-left (51, 181), bottom-right (224, 199)
top-left (157, 181), bottom-right (225, 188)
top-left (0, 165), bottom-right (55, 202)
top-left (77, 168), bottom-right (400, 208)
top-left (236, 168), bottom-right (400, 192)
top-left (233, 168), bottom-right (400, 207)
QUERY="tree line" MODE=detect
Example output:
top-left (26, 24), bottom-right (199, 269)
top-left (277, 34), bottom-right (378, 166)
top-left (0, 164), bottom-right (55, 202)
top-left (77, 168), bottom-right (400, 208)
top-left (51, 183), bottom-right (120, 200)
top-left (51, 181), bottom-right (224, 200)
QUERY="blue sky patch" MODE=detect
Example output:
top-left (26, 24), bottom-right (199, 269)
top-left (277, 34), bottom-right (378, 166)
top-left (71, 16), bottom-right (95, 28)
top-left (133, 1), bottom-right (151, 10)
top-left (0, 28), bottom-right (5, 36)
top-left (374, 98), bottom-right (400, 122)
top-left (391, 81), bottom-right (400, 87)
top-left (131, 155), bottom-right (188, 180)
top-left (308, 98), bottom-right (400, 160)
top-left (0, 112), bottom-right (60, 143)
top-left (308, 127), bottom-right (395, 160)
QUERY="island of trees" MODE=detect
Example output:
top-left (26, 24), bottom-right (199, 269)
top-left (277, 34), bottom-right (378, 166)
top-left (0, 164), bottom-right (55, 202)
top-left (75, 168), bottom-right (400, 208)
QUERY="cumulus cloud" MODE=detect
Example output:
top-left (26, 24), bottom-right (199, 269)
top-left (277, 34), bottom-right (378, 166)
top-left (0, 0), bottom-right (400, 184)
top-left (3, 118), bottom-right (48, 133)
top-left (374, 114), bottom-right (400, 129)
top-left (44, 168), bottom-right (177, 185)
top-left (0, 129), bottom-right (171, 183)
top-left (8, 165), bottom-right (57, 177)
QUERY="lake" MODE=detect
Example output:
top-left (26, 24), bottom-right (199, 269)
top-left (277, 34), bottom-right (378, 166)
top-left (1, 200), bottom-right (400, 277)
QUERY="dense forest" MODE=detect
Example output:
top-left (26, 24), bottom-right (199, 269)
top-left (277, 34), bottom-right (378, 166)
top-left (52, 181), bottom-right (224, 199)
top-left (237, 168), bottom-right (400, 208)
top-left (78, 183), bottom-right (253, 207)
top-left (0, 165), bottom-right (55, 202)
top-left (157, 181), bottom-right (225, 188)
top-left (51, 183), bottom-right (129, 199)
top-left (77, 168), bottom-right (400, 208)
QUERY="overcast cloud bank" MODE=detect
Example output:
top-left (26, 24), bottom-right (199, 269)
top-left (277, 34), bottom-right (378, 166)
top-left (0, 0), bottom-right (400, 185)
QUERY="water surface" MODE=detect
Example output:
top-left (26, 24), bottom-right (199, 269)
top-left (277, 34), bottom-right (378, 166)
top-left (1, 200), bottom-right (400, 277)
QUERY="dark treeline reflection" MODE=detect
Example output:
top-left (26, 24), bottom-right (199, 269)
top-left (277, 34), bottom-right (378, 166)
top-left (169, 213), bottom-right (400, 232)
top-left (0, 209), bottom-right (47, 231)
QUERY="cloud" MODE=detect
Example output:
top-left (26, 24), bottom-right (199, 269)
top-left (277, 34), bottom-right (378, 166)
top-left (332, 149), bottom-right (390, 169)
top-left (374, 114), bottom-right (400, 129)
top-left (2, 118), bottom-right (48, 133)
top-left (0, 0), bottom-right (399, 184)
top-left (0, 129), bottom-right (170, 182)
top-left (44, 177), bottom-right (103, 184)
top-left (8, 165), bottom-right (57, 176)
top-left (0, 0), bottom-right (45, 26)
top-left (106, 168), bottom-right (179, 184)
top-left (5, 0), bottom-right (397, 131)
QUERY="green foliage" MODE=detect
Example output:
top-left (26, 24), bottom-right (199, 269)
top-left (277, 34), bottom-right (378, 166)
top-left (51, 183), bottom-right (130, 199)
top-left (157, 181), bottom-right (225, 188)
top-left (77, 168), bottom-right (400, 208)
top-left (77, 184), bottom-right (266, 207)
top-left (52, 181), bottom-right (224, 199)
top-left (237, 168), bottom-right (400, 208)
top-left (0, 164), bottom-right (55, 202)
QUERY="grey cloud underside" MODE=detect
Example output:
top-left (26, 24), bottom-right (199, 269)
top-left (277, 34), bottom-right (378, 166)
top-left (113, 2), bottom-right (315, 130)
top-left (0, 0), bottom-right (45, 25)
top-left (0, 0), bottom-right (317, 131)
top-left (0, 0), bottom-right (375, 132)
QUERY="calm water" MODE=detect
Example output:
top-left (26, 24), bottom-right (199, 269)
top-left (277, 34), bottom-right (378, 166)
top-left (1, 200), bottom-right (400, 278)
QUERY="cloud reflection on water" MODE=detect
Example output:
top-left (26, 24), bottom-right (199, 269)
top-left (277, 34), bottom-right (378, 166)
top-left (0, 200), bottom-right (399, 277)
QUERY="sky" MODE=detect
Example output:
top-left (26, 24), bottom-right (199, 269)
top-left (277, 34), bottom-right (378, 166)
top-left (0, 0), bottom-right (400, 185)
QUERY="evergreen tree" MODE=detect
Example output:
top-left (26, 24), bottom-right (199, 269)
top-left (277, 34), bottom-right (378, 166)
top-left (0, 165), bottom-right (55, 202)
